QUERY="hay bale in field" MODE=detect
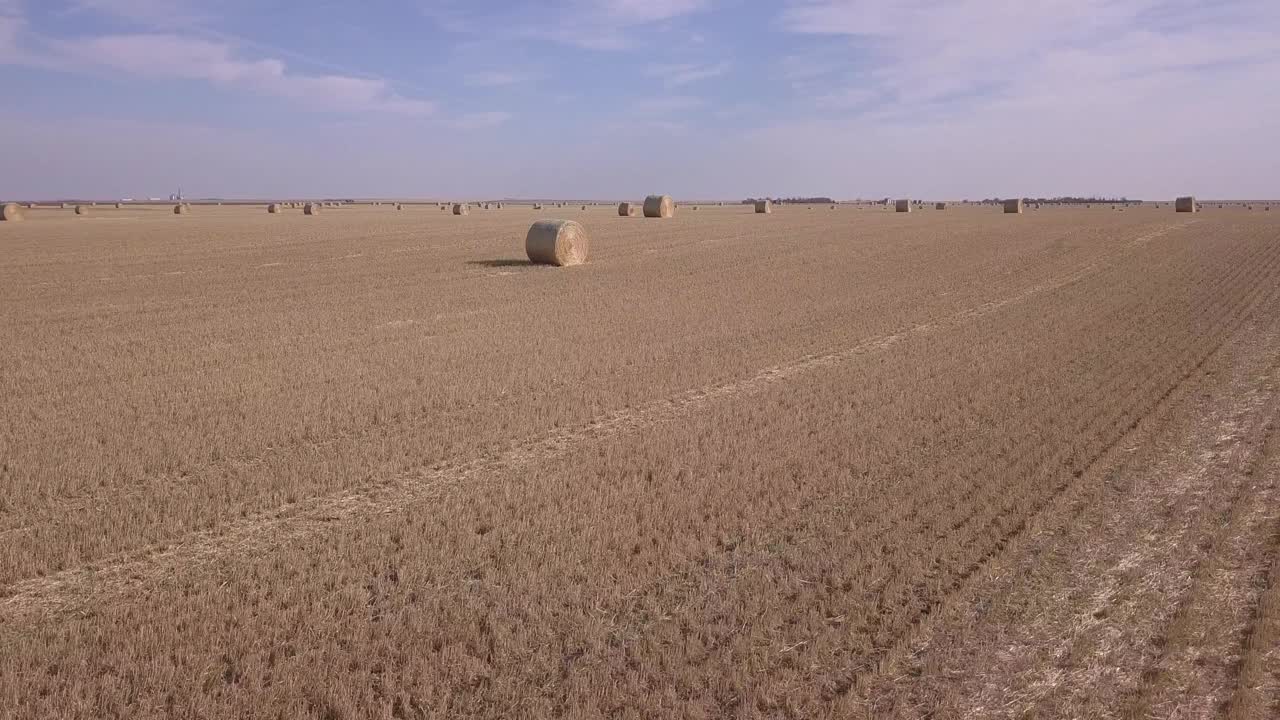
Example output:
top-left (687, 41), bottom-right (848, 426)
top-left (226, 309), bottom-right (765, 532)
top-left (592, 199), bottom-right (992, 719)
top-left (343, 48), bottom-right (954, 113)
top-left (526, 219), bottom-right (589, 266)
top-left (1176, 196), bottom-right (1197, 213)
top-left (831, 205), bottom-right (837, 210)
top-left (643, 194), bottom-right (674, 218)
top-left (75, 205), bottom-right (87, 215)
top-left (754, 199), bottom-right (772, 214)
top-left (533, 204), bottom-right (543, 210)
top-left (2, 202), bottom-right (25, 222)
top-left (115, 203), bottom-right (123, 209)
top-left (304, 202), bottom-right (321, 215)
top-left (1003, 198), bottom-right (1024, 214)
top-left (895, 199), bottom-right (911, 212)
top-left (173, 203), bottom-right (189, 215)
top-left (395, 203), bottom-right (404, 210)
top-left (618, 202), bottom-right (636, 217)
top-left (267, 203), bottom-right (281, 213)
top-left (61, 203), bottom-right (69, 209)
top-left (581, 205), bottom-right (587, 210)
top-left (935, 202), bottom-right (947, 210)
top-left (453, 203), bottom-right (469, 215)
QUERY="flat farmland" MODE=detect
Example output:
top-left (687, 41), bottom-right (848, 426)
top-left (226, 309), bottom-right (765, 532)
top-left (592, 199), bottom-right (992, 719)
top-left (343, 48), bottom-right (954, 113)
top-left (2, 202), bottom-right (1279, 719)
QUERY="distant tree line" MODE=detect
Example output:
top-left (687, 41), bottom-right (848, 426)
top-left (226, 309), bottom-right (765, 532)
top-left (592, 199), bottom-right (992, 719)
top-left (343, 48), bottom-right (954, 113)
top-left (742, 197), bottom-right (835, 205)
top-left (979, 196), bottom-right (1132, 204)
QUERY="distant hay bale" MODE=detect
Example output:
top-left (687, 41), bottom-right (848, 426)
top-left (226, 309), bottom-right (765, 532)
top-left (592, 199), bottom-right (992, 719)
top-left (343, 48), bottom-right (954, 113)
top-left (453, 203), bottom-right (469, 215)
top-left (75, 205), bottom-right (87, 215)
top-left (304, 202), bottom-right (321, 215)
top-left (61, 203), bottom-right (69, 209)
top-left (115, 203), bottom-right (123, 209)
top-left (935, 202), bottom-right (947, 210)
top-left (174, 203), bottom-right (189, 215)
top-left (533, 204), bottom-right (543, 210)
top-left (618, 202), bottom-right (636, 217)
top-left (754, 199), bottom-right (772, 214)
top-left (693, 206), bottom-right (700, 210)
top-left (895, 199), bottom-right (911, 212)
top-left (27, 202), bottom-right (37, 209)
top-left (1176, 196), bottom-right (1197, 213)
top-left (267, 203), bottom-right (281, 213)
top-left (1003, 198), bottom-right (1024, 214)
top-left (526, 219), bottom-right (589, 266)
top-left (830, 205), bottom-right (836, 210)
top-left (1, 202), bottom-right (24, 222)
top-left (395, 203), bottom-right (404, 210)
top-left (643, 194), bottom-right (674, 218)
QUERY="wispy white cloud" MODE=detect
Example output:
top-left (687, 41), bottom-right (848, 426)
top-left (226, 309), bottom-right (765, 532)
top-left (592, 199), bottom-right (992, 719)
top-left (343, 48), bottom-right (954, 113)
top-left (427, 0), bottom-right (710, 50)
top-left (51, 33), bottom-right (435, 115)
top-left (644, 60), bottom-right (729, 87)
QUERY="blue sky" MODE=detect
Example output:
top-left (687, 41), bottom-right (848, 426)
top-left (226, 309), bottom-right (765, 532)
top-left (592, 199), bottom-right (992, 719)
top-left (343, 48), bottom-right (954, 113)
top-left (1, 0), bottom-right (1277, 200)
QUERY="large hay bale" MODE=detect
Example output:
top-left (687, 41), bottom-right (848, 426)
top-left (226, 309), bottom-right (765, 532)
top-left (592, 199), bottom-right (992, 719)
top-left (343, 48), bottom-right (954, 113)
top-left (935, 202), bottom-right (947, 210)
top-left (453, 203), bottom-right (469, 215)
top-left (754, 199), bottom-right (772, 214)
top-left (174, 203), bottom-right (189, 215)
top-left (895, 199), bottom-right (911, 212)
top-left (643, 194), bottom-right (674, 218)
top-left (1003, 198), bottom-right (1024, 214)
top-left (115, 203), bottom-right (123, 209)
top-left (61, 203), bottom-right (69, 209)
top-left (618, 202), bottom-right (636, 216)
top-left (304, 202), bottom-right (321, 215)
top-left (533, 203), bottom-right (544, 210)
top-left (395, 203), bottom-right (404, 210)
top-left (267, 203), bottom-right (281, 213)
top-left (75, 205), bottom-right (87, 215)
top-left (1176, 196), bottom-right (1196, 213)
top-left (2, 202), bottom-right (24, 222)
top-left (526, 219), bottom-right (589, 266)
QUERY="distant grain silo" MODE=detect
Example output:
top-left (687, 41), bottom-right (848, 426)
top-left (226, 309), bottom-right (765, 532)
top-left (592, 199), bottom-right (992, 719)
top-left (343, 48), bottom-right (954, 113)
top-left (618, 202), bottom-right (636, 217)
top-left (935, 202), bottom-right (947, 210)
top-left (1, 202), bottom-right (24, 222)
top-left (643, 194), bottom-right (674, 218)
top-left (268, 203), bottom-right (281, 213)
top-left (453, 203), bottom-right (469, 215)
top-left (526, 219), bottom-right (589, 266)
top-left (1176, 196), bottom-right (1197, 213)
top-left (895, 199), bottom-right (911, 212)
top-left (304, 202), bottom-right (321, 215)
top-left (1004, 199), bottom-right (1024, 214)
top-left (755, 199), bottom-right (772, 214)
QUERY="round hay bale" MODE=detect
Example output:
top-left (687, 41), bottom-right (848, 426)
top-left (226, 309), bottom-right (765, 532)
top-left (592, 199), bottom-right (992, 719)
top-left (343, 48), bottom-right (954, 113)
top-left (395, 203), bottom-right (404, 210)
top-left (174, 203), bottom-right (189, 215)
top-left (27, 202), bottom-right (37, 209)
top-left (268, 203), bottom-right (281, 213)
top-left (581, 205), bottom-right (587, 210)
top-left (453, 203), bottom-right (469, 216)
top-left (755, 200), bottom-right (772, 214)
top-left (526, 219), bottom-right (589, 266)
top-left (2, 202), bottom-right (25, 222)
top-left (895, 199), bottom-right (912, 212)
top-left (935, 202), bottom-right (947, 210)
top-left (533, 204), bottom-right (543, 210)
top-left (618, 202), bottom-right (636, 217)
top-left (643, 194), bottom-right (674, 218)
top-left (61, 203), bottom-right (69, 209)
top-left (75, 205), bottom-right (87, 216)
top-left (304, 202), bottom-right (321, 215)
top-left (1003, 199), bottom-right (1024, 214)
top-left (115, 203), bottom-right (123, 209)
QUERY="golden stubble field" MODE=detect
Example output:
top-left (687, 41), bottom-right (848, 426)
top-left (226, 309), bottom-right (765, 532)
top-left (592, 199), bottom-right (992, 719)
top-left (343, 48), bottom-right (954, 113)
top-left (1, 202), bottom-right (1279, 719)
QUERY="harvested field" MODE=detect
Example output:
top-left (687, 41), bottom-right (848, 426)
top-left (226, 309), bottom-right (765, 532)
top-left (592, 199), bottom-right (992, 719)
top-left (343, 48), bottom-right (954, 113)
top-left (1, 203), bottom-right (1279, 718)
